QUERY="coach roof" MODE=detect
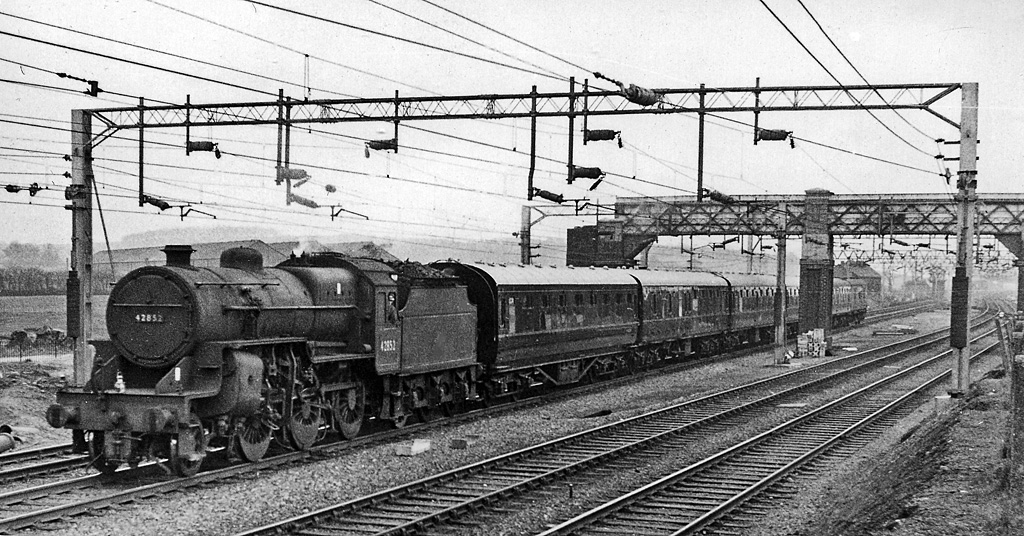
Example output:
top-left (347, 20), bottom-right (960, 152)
top-left (459, 262), bottom-right (638, 287)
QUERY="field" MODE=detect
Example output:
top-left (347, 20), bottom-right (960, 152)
top-left (0, 294), bottom-right (109, 339)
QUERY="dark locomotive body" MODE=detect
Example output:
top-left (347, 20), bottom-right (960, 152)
top-left (48, 246), bottom-right (478, 475)
top-left (48, 245), bottom-right (866, 476)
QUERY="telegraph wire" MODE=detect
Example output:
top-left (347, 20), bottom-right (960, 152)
top-left (696, 112), bottom-right (938, 176)
top-left (86, 172), bottom-right (535, 247)
top-left (795, 145), bottom-right (856, 193)
top-left (793, 0), bottom-right (934, 141)
top-left (0, 56), bottom-right (179, 106)
top-left (145, 0), bottom-right (436, 96)
top-left (755, 0), bottom-right (933, 159)
top-left (0, 112), bottom-right (577, 199)
top-left (242, 1), bottom-right (563, 82)
top-left (0, 145), bottom-right (65, 157)
top-left (417, 0), bottom-right (592, 76)
top-left (0, 29), bottom-right (278, 97)
top-left (363, 0), bottom-right (566, 81)
top-left (457, 7), bottom-right (933, 195)
top-left (0, 10), bottom-right (360, 101)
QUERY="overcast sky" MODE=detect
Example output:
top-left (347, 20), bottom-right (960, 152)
top-left (1, 0), bottom-right (1020, 261)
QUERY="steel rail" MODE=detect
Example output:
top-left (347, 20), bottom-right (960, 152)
top-left (0, 454), bottom-right (88, 485)
top-left (535, 337), bottom-right (997, 536)
top-left (0, 443), bottom-right (72, 466)
top-left (233, 317), bottom-right (989, 536)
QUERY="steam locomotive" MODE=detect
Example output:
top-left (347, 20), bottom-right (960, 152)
top-left (47, 245), bottom-right (866, 476)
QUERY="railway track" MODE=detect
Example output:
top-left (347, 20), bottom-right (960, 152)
top-left (0, 444), bottom-right (85, 486)
top-left (0, 300), bottom-right (944, 533)
top-left (862, 299), bottom-right (938, 325)
top-left (231, 316), bottom-right (991, 536)
top-left (536, 341), bottom-right (998, 536)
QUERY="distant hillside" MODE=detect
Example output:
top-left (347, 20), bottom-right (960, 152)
top-left (117, 227), bottom-right (291, 249)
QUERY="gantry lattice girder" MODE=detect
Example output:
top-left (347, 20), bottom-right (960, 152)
top-left (613, 193), bottom-right (1024, 237)
top-left (84, 83), bottom-right (963, 134)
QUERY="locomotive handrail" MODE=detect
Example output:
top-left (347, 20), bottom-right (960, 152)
top-left (194, 282), bottom-right (280, 287)
top-left (221, 305), bottom-right (359, 311)
top-left (110, 303), bottom-right (187, 307)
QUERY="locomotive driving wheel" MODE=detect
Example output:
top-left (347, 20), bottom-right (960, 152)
top-left (330, 382), bottom-right (365, 440)
top-left (233, 417), bottom-right (273, 462)
top-left (287, 399), bottom-right (323, 450)
top-left (170, 414), bottom-right (208, 477)
top-left (88, 431), bottom-right (121, 475)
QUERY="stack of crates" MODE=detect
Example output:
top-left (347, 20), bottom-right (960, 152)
top-left (797, 328), bottom-right (827, 358)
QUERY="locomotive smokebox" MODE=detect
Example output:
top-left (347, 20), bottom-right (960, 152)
top-left (162, 245), bottom-right (195, 267)
top-left (220, 247), bottom-right (264, 271)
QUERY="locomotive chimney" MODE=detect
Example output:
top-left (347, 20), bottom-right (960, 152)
top-left (162, 245), bottom-right (195, 267)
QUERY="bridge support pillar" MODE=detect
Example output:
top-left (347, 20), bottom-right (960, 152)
top-left (1019, 261), bottom-right (1024, 314)
top-left (799, 189), bottom-right (834, 351)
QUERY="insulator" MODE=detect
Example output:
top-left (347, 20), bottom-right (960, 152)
top-left (622, 84), bottom-right (661, 106)
top-left (288, 193), bottom-right (319, 209)
top-left (4, 185), bottom-right (19, 194)
top-left (584, 129), bottom-right (619, 142)
top-left (186, 141), bottom-right (218, 154)
top-left (571, 166), bottom-right (604, 179)
top-left (704, 189), bottom-right (736, 205)
top-left (277, 167), bottom-right (309, 184)
top-left (143, 195), bottom-right (171, 211)
top-left (756, 128), bottom-right (791, 141)
top-left (532, 188), bottom-right (564, 204)
top-left (366, 138), bottom-right (397, 151)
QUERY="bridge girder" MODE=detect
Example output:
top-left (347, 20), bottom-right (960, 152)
top-left (612, 193), bottom-right (1024, 237)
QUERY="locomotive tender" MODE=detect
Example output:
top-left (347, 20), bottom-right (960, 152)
top-left (47, 245), bottom-right (866, 475)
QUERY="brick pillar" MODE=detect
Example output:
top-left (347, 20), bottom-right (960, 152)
top-left (799, 188), bottom-right (834, 349)
top-left (1011, 355), bottom-right (1024, 492)
top-left (1017, 259), bottom-right (1024, 314)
